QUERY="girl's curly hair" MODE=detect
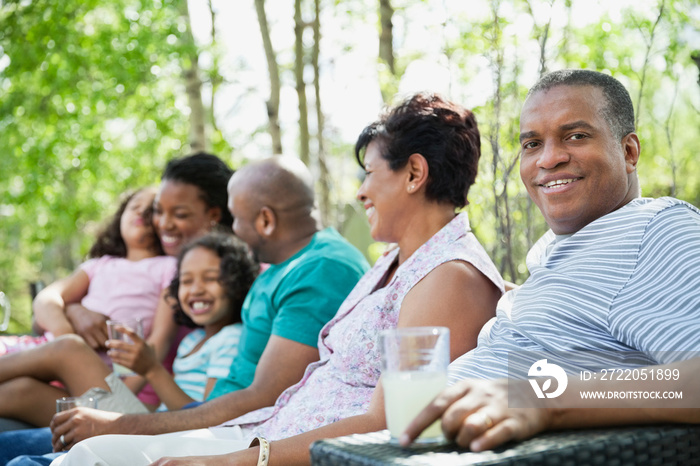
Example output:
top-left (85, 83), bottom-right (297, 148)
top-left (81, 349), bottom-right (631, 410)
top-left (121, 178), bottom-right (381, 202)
top-left (168, 232), bottom-right (259, 328)
top-left (88, 188), bottom-right (164, 258)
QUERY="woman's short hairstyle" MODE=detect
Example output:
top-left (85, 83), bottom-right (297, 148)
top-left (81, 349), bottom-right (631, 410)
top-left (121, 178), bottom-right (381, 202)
top-left (168, 232), bottom-right (259, 328)
top-left (355, 93), bottom-right (481, 208)
top-left (161, 152), bottom-right (235, 228)
top-left (89, 188), bottom-right (164, 258)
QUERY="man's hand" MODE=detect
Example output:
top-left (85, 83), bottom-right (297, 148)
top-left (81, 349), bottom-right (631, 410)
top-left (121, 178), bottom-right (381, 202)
top-left (65, 303), bottom-right (110, 351)
top-left (401, 379), bottom-right (550, 451)
top-left (50, 407), bottom-right (122, 452)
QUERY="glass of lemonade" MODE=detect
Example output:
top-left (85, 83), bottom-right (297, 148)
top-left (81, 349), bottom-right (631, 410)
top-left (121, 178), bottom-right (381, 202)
top-left (380, 326), bottom-right (450, 445)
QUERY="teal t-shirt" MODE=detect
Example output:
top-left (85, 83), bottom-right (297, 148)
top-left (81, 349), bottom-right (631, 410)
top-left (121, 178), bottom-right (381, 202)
top-left (207, 227), bottom-right (369, 399)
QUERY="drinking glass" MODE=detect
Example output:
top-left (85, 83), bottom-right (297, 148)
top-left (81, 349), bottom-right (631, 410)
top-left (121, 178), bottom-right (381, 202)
top-left (380, 326), bottom-right (450, 445)
top-left (56, 396), bottom-right (97, 412)
top-left (0, 291), bottom-right (10, 332)
top-left (106, 318), bottom-right (144, 376)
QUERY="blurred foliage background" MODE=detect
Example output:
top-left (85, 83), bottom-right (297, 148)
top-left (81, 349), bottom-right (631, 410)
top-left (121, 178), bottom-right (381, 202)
top-left (1, 0), bottom-right (699, 333)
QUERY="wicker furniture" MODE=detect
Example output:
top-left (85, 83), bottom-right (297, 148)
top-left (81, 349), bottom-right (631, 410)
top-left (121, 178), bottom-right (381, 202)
top-left (310, 425), bottom-right (700, 465)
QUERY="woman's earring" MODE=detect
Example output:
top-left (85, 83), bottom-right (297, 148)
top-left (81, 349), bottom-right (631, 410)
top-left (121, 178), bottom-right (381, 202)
top-left (210, 220), bottom-right (217, 227)
top-left (409, 184), bottom-right (416, 192)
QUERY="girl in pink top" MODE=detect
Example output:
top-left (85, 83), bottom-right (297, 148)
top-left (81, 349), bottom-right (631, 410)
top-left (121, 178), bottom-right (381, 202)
top-left (0, 188), bottom-right (170, 357)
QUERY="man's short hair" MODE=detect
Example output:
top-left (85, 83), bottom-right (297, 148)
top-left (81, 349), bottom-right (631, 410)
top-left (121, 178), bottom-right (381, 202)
top-left (528, 69), bottom-right (635, 140)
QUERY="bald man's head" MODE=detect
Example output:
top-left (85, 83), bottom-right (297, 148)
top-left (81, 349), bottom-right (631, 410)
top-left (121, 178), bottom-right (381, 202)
top-left (227, 156), bottom-right (319, 263)
top-left (229, 156), bottom-right (315, 215)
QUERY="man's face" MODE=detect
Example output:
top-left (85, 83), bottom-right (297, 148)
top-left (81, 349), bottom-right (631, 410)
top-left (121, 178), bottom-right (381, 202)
top-left (519, 85), bottom-right (640, 235)
top-left (227, 179), bottom-right (264, 261)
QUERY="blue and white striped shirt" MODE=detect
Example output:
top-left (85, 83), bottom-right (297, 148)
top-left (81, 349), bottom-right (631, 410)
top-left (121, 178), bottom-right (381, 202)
top-left (172, 324), bottom-right (242, 401)
top-left (449, 197), bottom-right (700, 382)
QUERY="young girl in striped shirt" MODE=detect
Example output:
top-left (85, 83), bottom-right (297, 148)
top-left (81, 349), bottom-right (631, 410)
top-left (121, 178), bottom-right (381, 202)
top-left (108, 232), bottom-right (258, 410)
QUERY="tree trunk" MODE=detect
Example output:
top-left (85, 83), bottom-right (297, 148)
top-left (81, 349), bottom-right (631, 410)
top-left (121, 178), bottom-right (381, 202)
top-left (487, 0), bottom-right (516, 282)
top-left (295, 0), bottom-right (310, 164)
top-left (635, 0), bottom-right (665, 129)
top-left (523, 0), bottom-right (553, 77)
top-left (377, 0), bottom-right (396, 102)
top-left (254, 0), bottom-right (283, 154)
top-left (312, 0), bottom-right (331, 227)
top-left (663, 75), bottom-right (680, 197)
top-left (180, 0), bottom-right (206, 153)
top-left (207, 0), bottom-right (223, 138)
top-left (379, 0), bottom-right (395, 74)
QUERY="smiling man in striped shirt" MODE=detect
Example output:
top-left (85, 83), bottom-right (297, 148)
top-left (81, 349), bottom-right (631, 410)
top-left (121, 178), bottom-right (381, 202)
top-left (404, 69), bottom-right (700, 451)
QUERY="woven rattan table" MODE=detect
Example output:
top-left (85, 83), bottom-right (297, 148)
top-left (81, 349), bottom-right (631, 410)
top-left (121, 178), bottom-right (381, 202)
top-left (310, 425), bottom-right (700, 465)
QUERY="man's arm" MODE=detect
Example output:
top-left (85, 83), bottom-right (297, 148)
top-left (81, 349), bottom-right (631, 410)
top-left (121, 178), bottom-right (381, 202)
top-left (402, 358), bottom-right (700, 452)
top-left (50, 335), bottom-right (318, 449)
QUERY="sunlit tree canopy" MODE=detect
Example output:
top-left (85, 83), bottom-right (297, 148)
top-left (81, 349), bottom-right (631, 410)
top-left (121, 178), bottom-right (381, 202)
top-left (1, 0), bottom-right (699, 332)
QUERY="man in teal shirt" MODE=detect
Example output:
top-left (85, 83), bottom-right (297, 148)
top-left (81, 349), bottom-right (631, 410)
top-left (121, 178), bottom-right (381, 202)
top-left (208, 227), bottom-right (369, 398)
top-left (45, 156), bottom-right (368, 447)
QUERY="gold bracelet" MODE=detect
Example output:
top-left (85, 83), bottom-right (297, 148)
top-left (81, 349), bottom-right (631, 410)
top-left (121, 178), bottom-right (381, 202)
top-left (249, 436), bottom-right (270, 466)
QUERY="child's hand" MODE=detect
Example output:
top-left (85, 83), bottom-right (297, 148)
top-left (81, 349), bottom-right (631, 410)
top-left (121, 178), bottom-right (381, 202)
top-left (106, 325), bottom-right (157, 376)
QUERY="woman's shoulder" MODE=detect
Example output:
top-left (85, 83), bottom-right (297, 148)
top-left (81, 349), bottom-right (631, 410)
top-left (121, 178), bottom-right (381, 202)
top-left (398, 219), bottom-right (504, 294)
top-left (446, 234), bottom-right (505, 293)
